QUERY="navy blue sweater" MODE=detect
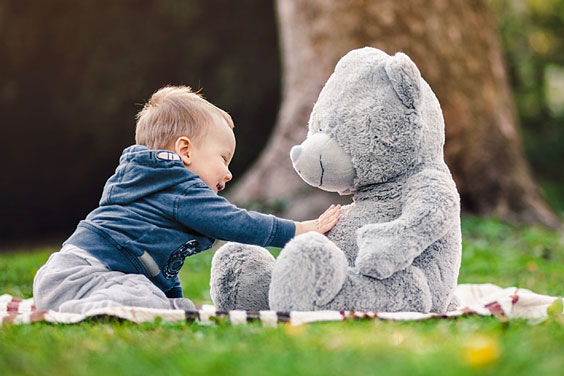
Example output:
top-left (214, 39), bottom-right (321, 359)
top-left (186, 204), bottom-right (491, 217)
top-left (65, 145), bottom-right (295, 298)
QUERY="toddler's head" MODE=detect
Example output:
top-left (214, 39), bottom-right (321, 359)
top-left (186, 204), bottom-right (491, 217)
top-left (136, 86), bottom-right (236, 193)
top-left (136, 85), bottom-right (234, 149)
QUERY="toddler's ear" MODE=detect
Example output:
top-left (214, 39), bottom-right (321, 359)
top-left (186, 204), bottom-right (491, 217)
top-left (174, 136), bottom-right (193, 166)
top-left (384, 52), bottom-right (422, 109)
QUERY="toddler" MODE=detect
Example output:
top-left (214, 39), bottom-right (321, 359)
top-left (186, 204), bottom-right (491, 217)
top-left (33, 86), bottom-right (340, 313)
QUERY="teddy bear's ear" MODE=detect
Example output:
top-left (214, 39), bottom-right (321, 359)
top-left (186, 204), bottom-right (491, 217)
top-left (384, 52), bottom-right (422, 109)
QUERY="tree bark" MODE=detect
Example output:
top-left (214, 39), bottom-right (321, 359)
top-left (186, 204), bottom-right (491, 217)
top-left (231, 0), bottom-right (561, 228)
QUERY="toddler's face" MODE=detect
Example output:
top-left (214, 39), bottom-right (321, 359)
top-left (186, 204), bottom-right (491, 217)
top-left (187, 120), bottom-right (236, 193)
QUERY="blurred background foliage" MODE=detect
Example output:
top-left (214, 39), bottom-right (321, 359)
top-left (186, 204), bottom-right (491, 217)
top-left (0, 0), bottom-right (563, 244)
top-left (491, 0), bottom-right (564, 211)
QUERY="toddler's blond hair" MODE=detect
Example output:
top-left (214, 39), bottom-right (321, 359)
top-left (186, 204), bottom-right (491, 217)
top-left (135, 85), bottom-right (234, 149)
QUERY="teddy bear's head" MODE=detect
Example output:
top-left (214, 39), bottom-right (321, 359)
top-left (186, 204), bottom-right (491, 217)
top-left (291, 47), bottom-right (445, 194)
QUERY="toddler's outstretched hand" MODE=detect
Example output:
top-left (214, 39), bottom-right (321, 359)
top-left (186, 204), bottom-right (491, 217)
top-left (295, 204), bottom-right (341, 235)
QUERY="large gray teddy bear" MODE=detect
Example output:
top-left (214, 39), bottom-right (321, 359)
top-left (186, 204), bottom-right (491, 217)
top-left (210, 47), bottom-right (462, 313)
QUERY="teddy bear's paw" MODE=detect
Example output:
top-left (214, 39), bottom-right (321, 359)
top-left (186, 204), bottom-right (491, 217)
top-left (269, 232), bottom-right (348, 311)
top-left (356, 226), bottom-right (415, 279)
top-left (210, 242), bottom-right (275, 311)
top-left (356, 255), bottom-right (396, 280)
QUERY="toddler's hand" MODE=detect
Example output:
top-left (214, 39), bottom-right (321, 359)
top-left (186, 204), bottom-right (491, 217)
top-left (295, 204), bottom-right (341, 235)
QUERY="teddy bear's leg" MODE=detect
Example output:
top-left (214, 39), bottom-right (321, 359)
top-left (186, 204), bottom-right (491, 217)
top-left (210, 242), bottom-right (275, 311)
top-left (326, 265), bottom-right (433, 312)
top-left (269, 232), bottom-right (348, 311)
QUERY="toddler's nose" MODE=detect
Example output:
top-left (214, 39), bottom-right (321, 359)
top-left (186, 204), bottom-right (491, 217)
top-left (290, 145), bottom-right (302, 163)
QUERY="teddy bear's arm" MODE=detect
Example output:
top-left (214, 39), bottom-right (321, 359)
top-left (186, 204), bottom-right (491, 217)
top-left (355, 169), bottom-right (460, 279)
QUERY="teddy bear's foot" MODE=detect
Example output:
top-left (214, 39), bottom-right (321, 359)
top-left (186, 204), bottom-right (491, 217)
top-left (269, 232), bottom-right (348, 311)
top-left (210, 242), bottom-right (275, 311)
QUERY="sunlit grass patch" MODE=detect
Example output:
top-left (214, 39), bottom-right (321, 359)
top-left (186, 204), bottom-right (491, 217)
top-left (0, 216), bottom-right (563, 376)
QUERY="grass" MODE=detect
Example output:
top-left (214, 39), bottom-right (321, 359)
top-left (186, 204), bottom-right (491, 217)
top-left (1, 216), bottom-right (563, 376)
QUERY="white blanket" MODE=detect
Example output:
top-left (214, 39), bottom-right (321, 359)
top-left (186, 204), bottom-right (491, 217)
top-left (1, 283), bottom-right (561, 326)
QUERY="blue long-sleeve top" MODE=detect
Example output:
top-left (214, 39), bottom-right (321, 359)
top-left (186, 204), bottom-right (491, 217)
top-left (65, 145), bottom-right (295, 298)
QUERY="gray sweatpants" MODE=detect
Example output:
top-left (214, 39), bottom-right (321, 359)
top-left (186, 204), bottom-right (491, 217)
top-left (33, 244), bottom-right (195, 313)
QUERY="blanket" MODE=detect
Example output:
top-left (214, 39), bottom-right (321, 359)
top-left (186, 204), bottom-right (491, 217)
top-left (1, 284), bottom-right (561, 326)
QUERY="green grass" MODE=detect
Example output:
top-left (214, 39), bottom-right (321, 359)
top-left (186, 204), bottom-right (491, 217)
top-left (1, 216), bottom-right (563, 376)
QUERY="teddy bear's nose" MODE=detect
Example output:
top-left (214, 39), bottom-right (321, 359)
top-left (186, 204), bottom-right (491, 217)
top-left (290, 145), bottom-right (302, 163)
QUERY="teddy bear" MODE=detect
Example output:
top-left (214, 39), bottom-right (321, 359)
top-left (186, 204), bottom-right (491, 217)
top-left (210, 47), bottom-right (462, 313)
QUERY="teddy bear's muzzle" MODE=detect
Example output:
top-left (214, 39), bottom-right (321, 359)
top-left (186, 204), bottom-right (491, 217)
top-left (290, 132), bottom-right (355, 194)
top-left (290, 145), bottom-right (302, 164)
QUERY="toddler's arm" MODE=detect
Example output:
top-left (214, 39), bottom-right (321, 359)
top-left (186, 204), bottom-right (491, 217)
top-left (295, 204), bottom-right (341, 235)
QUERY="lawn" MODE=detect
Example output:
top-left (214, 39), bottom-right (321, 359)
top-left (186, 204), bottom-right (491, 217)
top-left (0, 216), bottom-right (563, 376)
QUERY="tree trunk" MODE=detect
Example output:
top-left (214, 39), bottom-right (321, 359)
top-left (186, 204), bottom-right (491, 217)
top-left (231, 0), bottom-right (561, 228)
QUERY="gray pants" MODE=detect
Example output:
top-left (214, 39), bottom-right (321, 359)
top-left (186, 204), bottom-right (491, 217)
top-left (33, 244), bottom-right (195, 313)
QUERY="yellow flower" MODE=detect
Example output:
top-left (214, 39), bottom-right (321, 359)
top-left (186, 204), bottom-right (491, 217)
top-left (463, 334), bottom-right (501, 367)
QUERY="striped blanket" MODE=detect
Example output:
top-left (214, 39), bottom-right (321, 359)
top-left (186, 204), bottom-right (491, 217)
top-left (1, 284), bottom-right (561, 326)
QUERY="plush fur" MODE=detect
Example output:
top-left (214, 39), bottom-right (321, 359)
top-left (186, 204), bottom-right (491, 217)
top-left (211, 47), bottom-right (462, 313)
